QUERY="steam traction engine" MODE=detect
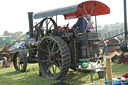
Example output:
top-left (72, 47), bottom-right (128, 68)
top-left (13, 1), bottom-right (110, 79)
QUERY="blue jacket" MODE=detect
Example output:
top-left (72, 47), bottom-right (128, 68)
top-left (73, 17), bottom-right (89, 32)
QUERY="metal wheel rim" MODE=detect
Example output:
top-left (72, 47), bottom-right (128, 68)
top-left (40, 18), bottom-right (58, 36)
top-left (38, 36), bottom-right (71, 79)
top-left (13, 52), bottom-right (27, 72)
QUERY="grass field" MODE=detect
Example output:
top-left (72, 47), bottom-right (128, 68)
top-left (0, 61), bottom-right (128, 85)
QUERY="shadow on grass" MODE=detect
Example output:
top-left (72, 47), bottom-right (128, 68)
top-left (66, 69), bottom-right (107, 85)
top-left (65, 69), bottom-right (94, 85)
top-left (0, 64), bottom-right (107, 85)
top-left (0, 66), bottom-right (58, 85)
top-left (0, 67), bottom-right (31, 77)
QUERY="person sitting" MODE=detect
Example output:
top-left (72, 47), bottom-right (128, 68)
top-left (22, 42), bottom-right (26, 49)
top-left (72, 14), bottom-right (90, 35)
top-left (2, 43), bottom-right (8, 51)
top-left (0, 43), bottom-right (10, 67)
top-left (0, 53), bottom-right (9, 67)
top-left (17, 41), bottom-right (23, 49)
top-left (14, 41), bottom-right (19, 49)
top-left (86, 15), bottom-right (96, 32)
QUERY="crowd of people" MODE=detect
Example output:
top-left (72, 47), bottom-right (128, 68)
top-left (14, 40), bottom-right (26, 49)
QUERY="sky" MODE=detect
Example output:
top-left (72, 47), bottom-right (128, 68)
top-left (0, 0), bottom-right (127, 35)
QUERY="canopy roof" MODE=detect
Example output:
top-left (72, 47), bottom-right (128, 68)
top-left (34, 0), bottom-right (110, 19)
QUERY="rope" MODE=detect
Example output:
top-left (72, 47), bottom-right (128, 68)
top-left (84, 79), bottom-right (128, 85)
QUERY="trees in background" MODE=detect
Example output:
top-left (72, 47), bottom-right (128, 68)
top-left (3, 31), bottom-right (24, 41)
top-left (2, 22), bottom-right (126, 40)
top-left (97, 22), bottom-right (125, 30)
top-left (3, 31), bottom-right (10, 36)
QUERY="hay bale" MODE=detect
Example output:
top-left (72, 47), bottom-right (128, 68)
top-left (110, 51), bottom-right (121, 57)
top-left (7, 61), bottom-right (13, 67)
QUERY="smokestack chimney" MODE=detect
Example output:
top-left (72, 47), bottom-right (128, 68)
top-left (28, 12), bottom-right (34, 38)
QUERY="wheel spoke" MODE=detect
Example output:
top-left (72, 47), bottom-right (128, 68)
top-left (42, 59), bottom-right (49, 63)
top-left (57, 61), bottom-right (61, 69)
top-left (19, 54), bottom-right (22, 58)
top-left (48, 19), bottom-right (52, 26)
top-left (45, 54), bottom-right (49, 57)
top-left (18, 64), bottom-right (20, 70)
top-left (52, 64), bottom-right (55, 75)
top-left (46, 20), bottom-right (48, 29)
top-left (21, 64), bottom-right (23, 68)
top-left (47, 64), bottom-right (52, 72)
top-left (54, 49), bottom-right (60, 54)
top-left (20, 64), bottom-right (22, 70)
top-left (16, 59), bottom-right (19, 60)
top-left (46, 40), bottom-right (51, 53)
top-left (56, 58), bottom-right (62, 61)
top-left (54, 65), bottom-right (57, 75)
top-left (47, 45), bottom-right (50, 54)
top-left (51, 42), bottom-right (56, 52)
top-left (42, 49), bottom-right (48, 54)
top-left (58, 53), bottom-right (61, 57)
top-left (54, 62), bottom-right (61, 70)
top-left (19, 55), bottom-right (23, 60)
top-left (46, 20), bottom-right (49, 34)
top-left (49, 24), bottom-right (53, 30)
top-left (17, 64), bottom-right (20, 67)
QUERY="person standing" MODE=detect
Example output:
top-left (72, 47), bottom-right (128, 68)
top-left (0, 43), bottom-right (9, 67)
top-left (101, 38), bottom-right (108, 55)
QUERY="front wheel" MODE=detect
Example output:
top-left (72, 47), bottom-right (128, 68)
top-left (13, 52), bottom-right (27, 72)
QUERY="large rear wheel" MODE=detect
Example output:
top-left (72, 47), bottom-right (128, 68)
top-left (38, 36), bottom-right (71, 79)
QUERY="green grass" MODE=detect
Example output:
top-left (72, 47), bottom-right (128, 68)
top-left (112, 63), bottom-right (128, 78)
top-left (0, 64), bottom-right (58, 85)
top-left (0, 62), bottom-right (127, 85)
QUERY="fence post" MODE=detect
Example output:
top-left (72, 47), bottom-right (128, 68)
top-left (106, 56), bottom-right (113, 85)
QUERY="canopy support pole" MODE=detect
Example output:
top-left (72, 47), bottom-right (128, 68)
top-left (90, 4), bottom-right (95, 16)
top-left (56, 16), bottom-right (57, 24)
top-left (124, 0), bottom-right (127, 41)
top-left (82, 3), bottom-right (86, 33)
top-left (94, 4), bottom-right (97, 32)
top-left (83, 3), bottom-right (88, 16)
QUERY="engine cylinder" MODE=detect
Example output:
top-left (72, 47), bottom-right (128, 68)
top-left (120, 41), bottom-right (128, 52)
top-left (25, 38), bottom-right (37, 49)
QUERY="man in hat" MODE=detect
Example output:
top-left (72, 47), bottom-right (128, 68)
top-left (72, 14), bottom-right (90, 34)
top-left (101, 38), bottom-right (108, 55)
